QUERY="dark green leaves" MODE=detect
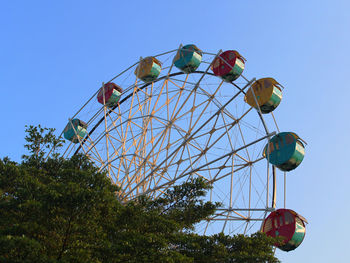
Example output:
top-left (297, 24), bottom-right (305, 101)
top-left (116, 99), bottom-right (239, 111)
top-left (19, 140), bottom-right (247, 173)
top-left (0, 126), bottom-right (280, 262)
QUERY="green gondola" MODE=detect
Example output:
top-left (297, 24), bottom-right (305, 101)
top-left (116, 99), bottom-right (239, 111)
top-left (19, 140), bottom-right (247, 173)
top-left (63, 119), bottom-right (87, 143)
top-left (174, 44), bottom-right (202, 73)
top-left (263, 132), bottom-right (306, 171)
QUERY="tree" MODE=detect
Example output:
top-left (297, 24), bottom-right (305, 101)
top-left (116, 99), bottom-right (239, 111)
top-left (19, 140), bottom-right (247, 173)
top-left (0, 126), bottom-right (280, 262)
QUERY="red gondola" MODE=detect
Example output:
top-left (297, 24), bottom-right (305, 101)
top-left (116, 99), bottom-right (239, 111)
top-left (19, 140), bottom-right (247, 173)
top-left (262, 209), bottom-right (307, 252)
top-left (97, 82), bottom-right (123, 107)
top-left (211, 50), bottom-right (245, 82)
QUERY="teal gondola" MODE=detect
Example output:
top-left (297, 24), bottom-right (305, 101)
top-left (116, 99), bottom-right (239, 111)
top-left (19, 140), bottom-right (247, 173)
top-left (263, 132), bottom-right (306, 171)
top-left (174, 44), bottom-right (202, 73)
top-left (63, 119), bottom-right (87, 143)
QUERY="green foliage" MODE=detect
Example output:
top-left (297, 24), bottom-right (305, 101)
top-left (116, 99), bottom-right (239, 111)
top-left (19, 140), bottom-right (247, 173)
top-left (0, 153), bottom-right (119, 262)
top-left (0, 126), bottom-right (280, 262)
top-left (22, 125), bottom-right (65, 163)
top-left (175, 232), bottom-right (281, 263)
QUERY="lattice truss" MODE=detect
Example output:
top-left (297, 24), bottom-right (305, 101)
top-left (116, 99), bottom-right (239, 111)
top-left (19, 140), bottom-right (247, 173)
top-left (59, 48), bottom-right (281, 234)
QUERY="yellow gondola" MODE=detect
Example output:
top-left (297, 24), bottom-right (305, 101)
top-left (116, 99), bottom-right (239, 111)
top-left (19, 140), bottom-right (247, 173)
top-left (134, 56), bottom-right (162, 82)
top-left (244, 78), bottom-right (283, 114)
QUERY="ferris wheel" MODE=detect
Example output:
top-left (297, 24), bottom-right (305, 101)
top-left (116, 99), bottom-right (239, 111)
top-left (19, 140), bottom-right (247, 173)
top-left (56, 45), bottom-right (307, 250)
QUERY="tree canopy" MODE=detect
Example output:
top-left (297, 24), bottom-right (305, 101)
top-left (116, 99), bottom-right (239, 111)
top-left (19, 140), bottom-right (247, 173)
top-left (0, 126), bottom-right (280, 262)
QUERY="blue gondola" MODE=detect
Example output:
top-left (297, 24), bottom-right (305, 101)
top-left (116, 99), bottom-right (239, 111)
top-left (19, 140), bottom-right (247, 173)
top-left (174, 44), bottom-right (202, 73)
top-left (264, 132), bottom-right (306, 171)
top-left (63, 119), bottom-right (87, 143)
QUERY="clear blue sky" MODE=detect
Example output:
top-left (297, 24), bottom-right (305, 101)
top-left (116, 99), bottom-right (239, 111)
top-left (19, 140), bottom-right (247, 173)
top-left (1, 0), bottom-right (349, 261)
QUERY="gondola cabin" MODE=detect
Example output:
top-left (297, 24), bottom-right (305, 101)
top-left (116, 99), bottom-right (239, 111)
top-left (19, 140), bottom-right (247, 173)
top-left (134, 56), bottom-right (162, 82)
top-left (262, 209), bottom-right (307, 252)
top-left (263, 132), bottom-right (305, 172)
top-left (63, 119), bottom-right (87, 143)
top-left (211, 50), bottom-right (245, 82)
top-left (245, 78), bottom-right (283, 114)
top-left (174, 44), bottom-right (202, 73)
top-left (97, 82), bottom-right (123, 107)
